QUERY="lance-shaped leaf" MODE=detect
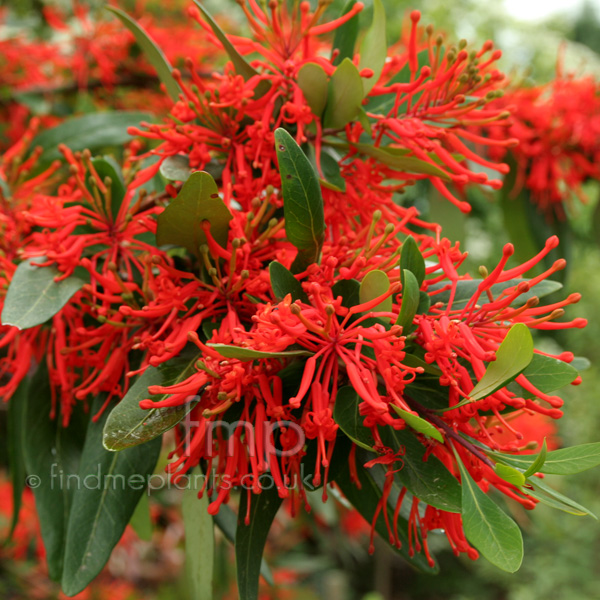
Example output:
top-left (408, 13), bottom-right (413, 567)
top-left (359, 0), bottom-right (387, 94)
top-left (456, 455), bottom-right (524, 572)
top-left (297, 63), bottom-right (329, 117)
top-left (2, 257), bottom-right (85, 330)
top-left (129, 494), bottom-right (153, 541)
top-left (183, 471), bottom-right (214, 599)
top-left (494, 463), bottom-right (526, 488)
top-left (323, 58), bottom-right (364, 129)
top-left (32, 111), bottom-right (152, 164)
top-left (22, 364), bottom-right (87, 581)
top-left (525, 478), bottom-right (596, 518)
top-left (208, 344), bottom-right (312, 361)
top-left (61, 396), bottom-right (162, 596)
top-left (106, 6), bottom-right (181, 102)
top-left (359, 269), bottom-right (392, 313)
top-left (236, 486), bottom-right (283, 600)
top-left (193, 1), bottom-right (270, 98)
top-left (88, 156), bottom-right (126, 220)
top-left (275, 129), bottom-right (324, 272)
top-left (103, 353), bottom-right (201, 451)
top-left (469, 324), bottom-right (533, 401)
top-left (396, 269), bottom-right (419, 333)
top-left (334, 387), bottom-right (376, 451)
top-left (269, 260), bottom-right (309, 303)
top-left (390, 405), bottom-right (443, 443)
top-left (156, 171), bottom-right (233, 256)
top-left (331, 0), bottom-right (360, 65)
top-left (522, 438), bottom-right (547, 478)
top-left (400, 235), bottom-right (426, 287)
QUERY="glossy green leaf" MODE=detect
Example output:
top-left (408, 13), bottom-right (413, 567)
top-left (323, 58), bottom-right (364, 129)
top-left (106, 6), bottom-right (180, 102)
top-left (331, 0), bottom-right (360, 65)
top-left (183, 471), bottom-right (214, 599)
top-left (160, 155), bottom-right (192, 182)
top-left (269, 260), bottom-right (309, 303)
top-left (334, 387), bottom-right (376, 451)
top-left (428, 278), bottom-right (562, 309)
top-left (213, 503), bottom-right (273, 585)
top-left (103, 353), bottom-right (201, 451)
top-left (6, 378), bottom-right (30, 540)
top-left (88, 156), bottom-right (126, 219)
top-left (417, 290), bottom-right (431, 314)
top-left (22, 364), bottom-right (87, 581)
top-left (396, 269), bottom-right (419, 334)
top-left (334, 455), bottom-right (438, 572)
top-left (129, 494), bottom-right (153, 541)
top-left (236, 486), bottom-right (283, 600)
top-left (297, 62), bottom-right (329, 117)
top-left (494, 463), bottom-right (526, 487)
top-left (208, 343), bottom-right (312, 361)
top-left (380, 427), bottom-right (461, 512)
top-left (351, 142), bottom-right (451, 181)
top-left (332, 278), bottom-right (360, 309)
top-left (469, 324), bottom-right (534, 401)
top-left (61, 396), bottom-right (162, 596)
top-left (523, 439), bottom-right (547, 478)
top-left (390, 405), bottom-right (443, 443)
top-left (518, 353), bottom-right (579, 395)
top-left (526, 478), bottom-right (596, 518)
top-left (193, 1), bottom-right (269, 98)
top-left (359, 269), bottom-right (392, 313)
top-left (2, 257), bottom-right (85, 330)
top-left (275, 129), bottom-right (324, 272)
top-left (494, 442), bottom-right (600, 476)
top-left (456, 456), bottom-right (523, 572)
top-left (359, 0), bottom-right (387, 94)
top-left (400, 235), bottom-right (426, 287)
top-left (32, 111), bottom-right (151, 164)
top-left (156, 171), bottom-right (233, 256)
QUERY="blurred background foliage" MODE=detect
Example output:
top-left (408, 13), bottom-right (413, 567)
top-left (1, 0), bottom-right (600, 598)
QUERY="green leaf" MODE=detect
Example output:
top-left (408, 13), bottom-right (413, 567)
top-left (428, 278), bottom-right (562, 309)
top-left (183, 471), bottom-right (214, 599)
top-left (390, 405), bottom-right (443, 443)
top-left (333, 387), bottom-right (376, 451)
top-left (103, 353), bottom-right (201, 451)
top-left (379, 427), bottom-right (461, 512)
top-left (88, 156), bottom-right (126, 220)
top-left (297, 63), bottom-right (329, 118)
top-left (334, 455), bottom-right (438, 572)
top-left (323, 58), bottom-right (364, 129)
top-left (31, 111), bottom-right (152, 164)
top-left (350, 142), bottom-right (451, 181)
top-left (160, 155), bottom-right (192, 182)
top-left (2, 257), bottom-right (85, 330)
top-left (469, 324), bottom-right (534, 401)
top-left (526, 478), bottom-right (596, 518)
top-left (318, 150), bottom-right (346, 192)
top-left (523, 439), bottom-right (547, 478)
top-left (359, 0), bottom-right (387, 94)
top-left (332, 278), bottom-right (360, 309)
top-left (61, 396), bottom-right (162, 596)
top-left (331, 0), bottom-right (360, 66)
top-left (156, 171), bottom-right (233, 256)
top-left (518, 354), bottom-right (578, 395)
top-left (6, 378), bottom-right (30, 540)
top-left (269, 261), bottom-right (309, 303)
top-left (494, 463), bottom-right (526, 487)
top-left (494, 442), bottom-right (600, 476)
top-left (396, 269), bottom-right (419, 334)
top-left (213, 503), bottom-right (273, 585)
top-left (22, 364), bottom-right (87, 581)
top-left (208, 343), bottom-right (312, 361)
top-left (129, 494), bottom-right (153, 541)
top-left (400, 235), bottom-right (426, 287)
top-left (456, 455), bottom-right (523, 572)
top-left (359, 269), bottom-right (392, 313)
top-left (236, 486), bottom-right (283, 600)
top-left (106, 6), bottom-right (181, 102)
top-left (193, 1), bottom-right (270, 98)
top-left (275, 129), bottom-right (325, 272)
